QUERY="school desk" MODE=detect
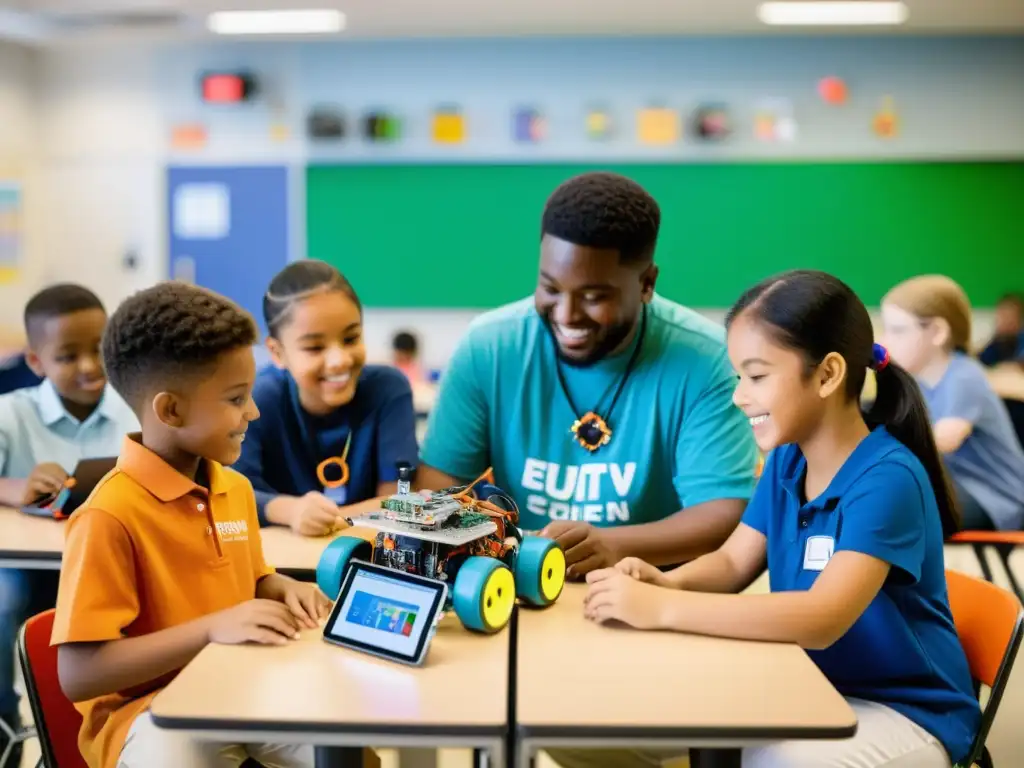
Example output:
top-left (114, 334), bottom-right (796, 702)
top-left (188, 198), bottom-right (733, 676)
top-left (988, 363), bottom-right (1024, 402)
top-left (149, 612), bottom-right (510, 768)
top-left (0, 505), bottom-right (376, 575)
top-left (515, 584), bottom-right (858, 768)
top-left (0, 506), bottom-right (64, 569)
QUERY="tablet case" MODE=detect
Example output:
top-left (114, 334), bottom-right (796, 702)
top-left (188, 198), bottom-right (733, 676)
top-left (20, 457), bottom-right (117, 519)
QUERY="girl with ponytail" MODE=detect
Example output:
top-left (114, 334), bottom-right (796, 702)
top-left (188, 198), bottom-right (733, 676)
top-left (575, 270), bottom-right (980, 768)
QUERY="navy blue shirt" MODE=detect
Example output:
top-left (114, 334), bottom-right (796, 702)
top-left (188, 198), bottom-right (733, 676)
top-left (743, 427), bottom-right (980, 764)
top-left (234, 365), bottom-right (419, 525)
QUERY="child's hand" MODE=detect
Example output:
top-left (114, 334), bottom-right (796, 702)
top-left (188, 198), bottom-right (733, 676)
top-left (290, 492), bottom-right (348, 537)
top-left (615, 557), bottom-right (670, 587)
top-left (275, 580), bottom-right (333, 630)
top-left (207, 599), bottom-right (303, 646)
top-left (21, 463), bottom-right (68, 505)
top-left (583, 569), bottom-right (668, 630)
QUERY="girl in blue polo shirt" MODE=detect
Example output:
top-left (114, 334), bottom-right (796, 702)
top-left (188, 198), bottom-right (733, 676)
top-left (233, 260), bottom-right (418, 535)
top-left (581, 270), bottom-right (980, 768)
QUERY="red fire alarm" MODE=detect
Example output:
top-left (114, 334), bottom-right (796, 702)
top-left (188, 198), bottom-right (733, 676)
top-left (199, 72), bottom-right (257, 103)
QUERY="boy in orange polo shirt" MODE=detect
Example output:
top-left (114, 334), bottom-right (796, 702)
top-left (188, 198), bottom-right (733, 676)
top-left (50, 282), bottom-right (331, 768)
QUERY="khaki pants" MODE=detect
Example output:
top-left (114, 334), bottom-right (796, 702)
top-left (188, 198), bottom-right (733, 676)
top-left (117, 711), bottom-right (381, 768)
top-left (545, 698), bottom-right (952, 768)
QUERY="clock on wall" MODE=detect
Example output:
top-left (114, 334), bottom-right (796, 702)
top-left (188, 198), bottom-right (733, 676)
top-left (199, 71), bottom-right (257, 103)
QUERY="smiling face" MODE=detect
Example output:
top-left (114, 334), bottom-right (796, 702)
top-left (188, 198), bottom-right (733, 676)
top-left (267, 289), bottom-right (366, 415)
top-left (727, 312), bottom-right (834, 452)
top-left (534, 235), bottom-right (656, 367)
top-left (26, 308), bottom-right (108, 419)
top-left (160, 345), bottom-right (259, 467)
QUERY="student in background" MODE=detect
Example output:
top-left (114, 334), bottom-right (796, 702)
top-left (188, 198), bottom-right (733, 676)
top-left (882, 275), bottom-right (1024, 531)
top-left (0, 284), bottom-right (137, 762)
top-left (392, 330), bottom-right (425, 385)
top-left (234, 261), bottom-right (418, 537)
top-left (52, 282), bottom-right (334, 768)
top-left (978, 292), bottom-right (1024, 367)
top-left (567, 270), bottom-right (980, 768)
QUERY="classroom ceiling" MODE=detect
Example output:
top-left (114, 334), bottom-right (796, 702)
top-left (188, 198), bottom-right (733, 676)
top-left (1, 0), bottom-right (1023, 45)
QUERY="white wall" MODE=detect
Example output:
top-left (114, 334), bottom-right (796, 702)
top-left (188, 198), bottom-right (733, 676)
top-left (0, 41), bottom-right (42, 340)
top-left (17, 37), bottom-right (1024, 365)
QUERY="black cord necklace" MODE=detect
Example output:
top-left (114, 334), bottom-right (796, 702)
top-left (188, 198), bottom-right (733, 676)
top-left (553, 305), bottom-right (648, 453)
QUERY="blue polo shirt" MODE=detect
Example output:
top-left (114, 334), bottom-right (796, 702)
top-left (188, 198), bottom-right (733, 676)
top-left (743, 428), bottom-right (980, 764)
top-left (0, 379), bottom-right (138, 478)
top-left (233, 365), bottom-right (419, 525)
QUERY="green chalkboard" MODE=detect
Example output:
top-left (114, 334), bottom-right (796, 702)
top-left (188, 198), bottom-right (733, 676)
top-left (306, 161), bottom-right (1024, 309)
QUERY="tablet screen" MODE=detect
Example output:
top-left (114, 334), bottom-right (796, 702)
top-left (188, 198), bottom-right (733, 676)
top-left (324, 562), bottom-right (446, 663)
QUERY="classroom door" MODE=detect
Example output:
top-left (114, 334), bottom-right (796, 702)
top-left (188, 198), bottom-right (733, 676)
top-left (167, 165), bottom-right (289, 337)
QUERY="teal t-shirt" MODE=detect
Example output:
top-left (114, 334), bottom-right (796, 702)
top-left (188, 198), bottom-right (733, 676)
top-left (420, 295), bottom-right (758, 531)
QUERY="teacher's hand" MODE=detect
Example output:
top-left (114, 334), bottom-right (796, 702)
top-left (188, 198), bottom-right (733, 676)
top-left (539, 521), bottom-right (618, 580)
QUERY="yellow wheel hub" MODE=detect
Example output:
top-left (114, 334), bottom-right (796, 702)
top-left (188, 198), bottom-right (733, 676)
top-left (481, 565), bottom-right (515, 630)
top-left (540, 546), bottom-right (566, 602)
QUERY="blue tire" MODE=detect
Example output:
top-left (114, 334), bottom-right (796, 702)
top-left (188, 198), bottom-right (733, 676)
top-left (316, 536), bottom-right (373, 599)
top-left (452, 557), bottom-right (516, 634)
top-left (514, 536), bottom-right (566, 606)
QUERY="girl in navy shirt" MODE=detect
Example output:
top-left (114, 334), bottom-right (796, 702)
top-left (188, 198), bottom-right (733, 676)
top-left (579, 270), bottom-right (980, 768)
top-left (234, 260), bottom-right (418, 535)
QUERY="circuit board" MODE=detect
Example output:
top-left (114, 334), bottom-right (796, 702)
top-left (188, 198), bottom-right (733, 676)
top-left (349, 513), bottom-right (497, 545)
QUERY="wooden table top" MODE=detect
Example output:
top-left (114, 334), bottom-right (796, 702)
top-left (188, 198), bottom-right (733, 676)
top-left (988, 363), bottom-right (1024, 402)
top-left (0, 506), bottom-right (371, 573)
top-left (0, 506), bottom-right (66, 566)
top-left (151, 611), bottom-right (509, 736)
top-left (516, 584), bottom-right (857, 741)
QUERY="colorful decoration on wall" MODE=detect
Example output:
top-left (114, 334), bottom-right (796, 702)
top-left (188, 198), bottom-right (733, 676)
top-left (269, 123), bottom-right (290, 143)
top-left (753, 99), bottom-right (797, 142)
top-left (637, 106), bottom-right (679, 145)
top-left (432, 106), bottom-right (466, 144)
top-left (692, 103), bottom-right (732, 141)
top-left (363, 111), bottom-right (400, 142)
top-left (513, 107), bottom-right (546, 143)
top-left (169, 123), bottom-right (208, 151)
top-left (818, 76), bottom-right (848, 105)
top-left (872, 96), bottom-right (899, 139)
top-left (0, 182), bottom-right (23, 284)
top-left (307, 107), bottom-right (346, 141)
top-left (585, 106), bottom-right (612, 140)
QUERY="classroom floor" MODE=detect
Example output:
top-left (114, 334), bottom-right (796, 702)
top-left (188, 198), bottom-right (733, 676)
top-left (14, 546), bottom-right (1024, 768)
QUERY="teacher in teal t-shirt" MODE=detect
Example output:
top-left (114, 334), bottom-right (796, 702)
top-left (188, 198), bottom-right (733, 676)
top-left (418, 171), bottom-right (758, 578)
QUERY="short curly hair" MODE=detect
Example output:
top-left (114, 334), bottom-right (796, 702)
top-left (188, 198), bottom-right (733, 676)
top-left (540, 171), bottom-right (661, 264)
top-left (103, 282), bottom-right (257, 409)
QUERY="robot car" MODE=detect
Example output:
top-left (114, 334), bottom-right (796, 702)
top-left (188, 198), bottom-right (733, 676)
top-left (315, 466), bottom-right (566, 633)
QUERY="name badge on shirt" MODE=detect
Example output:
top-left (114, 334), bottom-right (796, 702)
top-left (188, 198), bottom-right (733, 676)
top-left (803, 535), bottom-right (834, 571)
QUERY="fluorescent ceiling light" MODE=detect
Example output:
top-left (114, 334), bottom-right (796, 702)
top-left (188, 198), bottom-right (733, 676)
top-left (757, 2), bottom-right (908, 25)
top-left (207, 9), bottom-right (345, 35)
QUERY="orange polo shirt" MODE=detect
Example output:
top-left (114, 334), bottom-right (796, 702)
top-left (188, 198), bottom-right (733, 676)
top-left (51, 434), bottom-right (274, 768)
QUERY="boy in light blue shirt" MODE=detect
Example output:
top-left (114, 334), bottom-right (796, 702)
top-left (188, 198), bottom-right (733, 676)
top-left (418, 172), bottom-right (758, 579)
top-left (0, 284), bottom-right (138, 759)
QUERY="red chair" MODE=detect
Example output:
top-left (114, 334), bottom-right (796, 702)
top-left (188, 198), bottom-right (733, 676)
top-left (17, 610), bottom-right (88, 768)
top-left (946, 570), bottom-right (1024, 768)
top-left (948, 531), bottom-right (1024, 604)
